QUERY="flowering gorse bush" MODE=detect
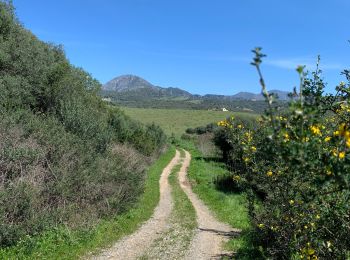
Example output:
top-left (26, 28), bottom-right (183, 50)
top-left (215, 48), bottom-right (350, 259)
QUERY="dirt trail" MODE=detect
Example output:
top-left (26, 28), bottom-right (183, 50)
top-left (93, 149), bottom-right (239, 260)
top-left (179, 150), bottom-right (240, 260)
top-left (92, 150), bottom-right (180, 260)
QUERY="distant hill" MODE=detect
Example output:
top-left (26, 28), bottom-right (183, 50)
top-left (104, 75), bottom-right (155, 92)
top-left (231, 90), bottom-right (290, 100)
top-left (103, 74), bottom-right (290, 101)
top-left (103, 75), bottom-right (192, 99)
top-left (101, 74), bottom-right (290, 113)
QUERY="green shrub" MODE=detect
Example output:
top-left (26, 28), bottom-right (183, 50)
top-left (215, 49), bottom-right (350, 259)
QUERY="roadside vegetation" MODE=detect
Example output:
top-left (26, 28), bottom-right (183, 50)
top-left (214, 49), bottom-right (350, 259)
top-left (0, 1), bottom-right (166, 257)
top-left (0, 147), bottom-right (175, 259)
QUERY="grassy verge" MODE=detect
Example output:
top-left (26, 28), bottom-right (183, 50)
top-left (177, 140), bottom-right (258, 258)
top-left (0, 146), bottom-right (176, 260)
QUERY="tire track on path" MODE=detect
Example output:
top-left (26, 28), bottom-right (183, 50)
top-left (179, 150), bottom-right (241, 260)
top-left (92, 150), bottom-right (180, 259)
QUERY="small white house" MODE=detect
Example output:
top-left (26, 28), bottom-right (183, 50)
top-left (102, 97), bottom-right (112, 102)
top-left (222, 108), bottom-right (228, 112)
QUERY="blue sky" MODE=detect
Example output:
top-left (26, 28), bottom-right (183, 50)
top-left (14, 0), bottom-right (350, 95)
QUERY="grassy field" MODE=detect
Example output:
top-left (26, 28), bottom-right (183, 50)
top-left (121, 107), bottom-right (258, 137)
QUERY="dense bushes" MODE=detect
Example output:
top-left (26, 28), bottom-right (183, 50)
top-left (215, 49), bottom-right (350, 259)
top-left (186, 123), bottom-right (217, 135)
top-left (0, 1), bottom-right (166, 248)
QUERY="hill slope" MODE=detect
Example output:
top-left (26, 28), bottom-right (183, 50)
top-left (0, 1), bottom-right (166, 250)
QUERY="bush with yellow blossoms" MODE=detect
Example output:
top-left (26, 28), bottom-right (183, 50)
top-left (215, 48), bottom-right (350, 259)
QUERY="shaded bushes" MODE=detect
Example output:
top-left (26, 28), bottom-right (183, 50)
top-left (186, 123), bottom-right (217, 135)
top-left (0, 111), bottom-right (149, 247)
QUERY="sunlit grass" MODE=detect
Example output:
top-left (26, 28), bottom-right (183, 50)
top-left (121, 107), bottom-right (258, 137)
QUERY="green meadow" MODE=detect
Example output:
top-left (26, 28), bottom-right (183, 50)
top-left (121, 107), bottom-right (258, 137)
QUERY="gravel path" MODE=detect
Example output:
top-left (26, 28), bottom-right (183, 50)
top-left (93, 149), bottom-right (240, 260)
top-left (179, 150), bottom-right (241, 260)
top-left (92, 150), bottom-right (180, 260)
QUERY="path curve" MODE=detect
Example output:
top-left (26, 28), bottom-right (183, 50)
top-left (179, 150), bottom-right (241, 260)
top-left (93, 150), bottom-right (180, 259)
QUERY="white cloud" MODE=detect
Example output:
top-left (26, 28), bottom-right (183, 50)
top-left (265, 57), bottom-right (343, 71)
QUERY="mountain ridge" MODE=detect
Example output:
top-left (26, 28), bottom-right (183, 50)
top-left (102, 74), bottom-right (290, 101)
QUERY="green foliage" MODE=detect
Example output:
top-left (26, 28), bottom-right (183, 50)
top-left (215, 49), bottom-right (350, 259)
top-left (0, 147), bottom-right (176, 259)
top-left (0, 0), bottom-right (166, 251)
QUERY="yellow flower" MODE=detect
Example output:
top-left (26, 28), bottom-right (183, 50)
top-left (310, 125), bottom-right (322, 136)
top-left (326, 241), bottom-right (332, 248)
top-left (245, 132), bottom-right (253, 142)
top-left (258, 223), bottom-right (264, 228)
top-left (289, 199), bottom-right (295, 205)
top-left (251, 146), bottom-right (257, 152)
top-left (335, 123), bottom-right (350, 138)
top-left (237, 124), bottom-right (243, 129)
top-left (233, 175), bottom-right (241, 181)
top-left (332, 148), bottom-right (338, 157)
top-left (316, 214), bottom-right (320, 219)
top-left (339, 151), bottom-right (345, 159)
top-left (307, 248), bottom-right (315, 255)
top-left (284, 133), bottom-right (290, 142)
top-left (303, 137), bottom-right (310, 142)
top-left (324, 136), bottom-right (331, 142)
top-left (266, 170), bottom-right (273, 177)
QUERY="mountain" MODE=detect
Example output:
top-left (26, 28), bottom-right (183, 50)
top-left (101, 75), bottom-right (290, 113)
top-left (231, 90), bottom-right (290, 100)
top-left (103, 75), bottom-right (192, 99)
top-left (103, 74), bottom-right (290, 101)
top-left (103, 75), bottom-right (156, 92)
